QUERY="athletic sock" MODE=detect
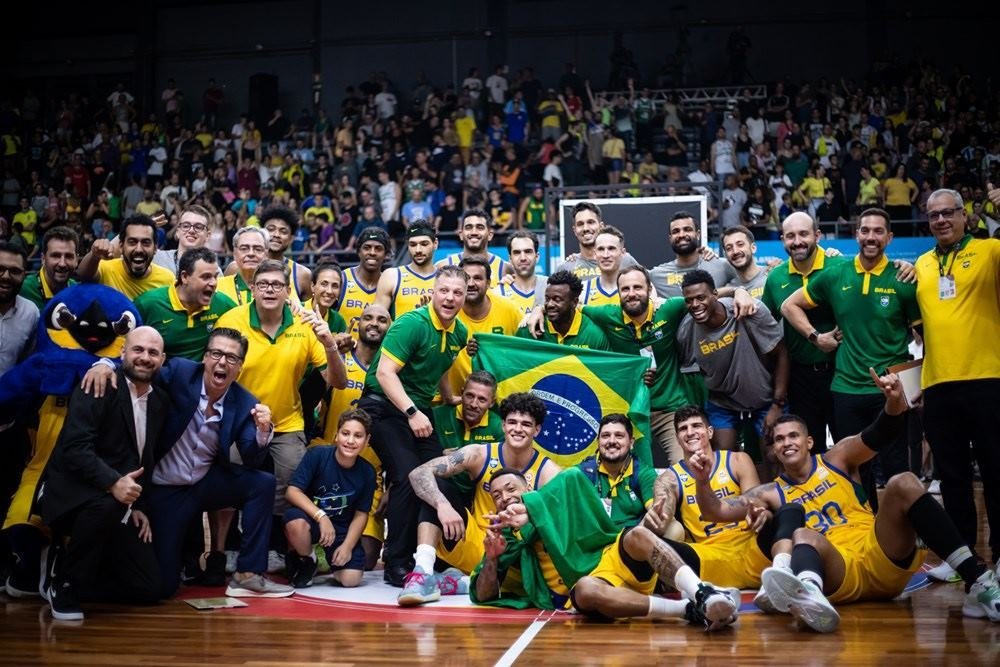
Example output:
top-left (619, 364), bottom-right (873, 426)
top-left (905, 493), bottom-right (986, 588)
top-left (791, 543), bottom-right (824, 590)
top-left (646, 596), bottom-right (690, 619)
top-left (673, 565), bottom-right (702, 600)
top-left (773, 552), bottom-right (792, 571)
top-left (413, 544), bottom-right (436, 574)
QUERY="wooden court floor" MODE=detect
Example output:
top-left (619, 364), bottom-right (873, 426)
top-left (2, 491), bottom-right (996, 666)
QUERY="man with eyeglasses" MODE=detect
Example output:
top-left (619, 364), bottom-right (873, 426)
top-left (223, 206), bottom-right (312, 304)
top-left (135, 248), bottom-right (237, 361)
top-left (152, 205), bottom-right (217, 276)
top-left (216, 260), bottom-right (347, 522)
top-left (781, 207), bottom-right (920, 511)
top-left (914, 188), bottom-right (1000, 571)
top-left (77, 214), bottom-right (174, 301)
top-left (81, 327), bottom-right (292, 599)
top-left (0, 241), bottom-right (38, 380)
top-left (216, 227), bottom-right (269, 306)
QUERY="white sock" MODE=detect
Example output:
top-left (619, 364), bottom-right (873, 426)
top-left (773, 552), bottom-right (792, 571)
top-left (673, 565), bottom-right (701, 600)
top-left (646, 596), bottom-right (690, 619)
top-left (945, 546), bottom-right (974, 572)
top-left (799, 569), bottom-right (824, 590)
top-left (414, 544), bottom-right (436, 573)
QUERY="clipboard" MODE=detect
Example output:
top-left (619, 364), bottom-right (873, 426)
top-left (184, 597), bottom-right (249, 610)
top-left (887, 360), bottom-right (923, 408)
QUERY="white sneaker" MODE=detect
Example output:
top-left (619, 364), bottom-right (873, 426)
top-left (753, 587), bottom-right (778, 613)
top-left (225, 573), bottom-right (294, 598)
top-left (962, 569), bottom-right (1000, 622)
top-left (761, 567), bottom-right (840, 633)
top-left (927, 480), bottom-right (941, 495)
top-left (266, 550), bottom-right (285, 574)
top-left (927, 561), bottom-right (961, 583)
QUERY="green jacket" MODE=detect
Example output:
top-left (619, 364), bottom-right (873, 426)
top-left (470, 468), bottom-right (620, 609)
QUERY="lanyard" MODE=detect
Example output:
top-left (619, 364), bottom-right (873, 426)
top-left (935, 234), bottom-right (970, 278)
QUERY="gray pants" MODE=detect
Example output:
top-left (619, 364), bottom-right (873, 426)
top-left (268, 431), bottom-right (307, 515)
top-left (650, 410), bottom-right (682, 468)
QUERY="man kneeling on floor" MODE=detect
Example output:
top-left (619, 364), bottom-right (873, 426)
top-left (284, 409), bottom-right (376, 588)
top-left (471, 467), bottom-right (741, 631)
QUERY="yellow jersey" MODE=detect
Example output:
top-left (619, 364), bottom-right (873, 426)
top-left (440, 252), bottom-right (509, 288)
top-left (671, 450), bottom-right (747, 543)
top-left (775, 455), bottom-right (874, 553)
top-left (216, 273), bottom-right (254, 306)
top-left (914, 237), bottom-right (1000, 388)
top-left (95, 258), bottom-right (174, 301)
top-left (447, 293), bottom-right (523, 395)
top-left (469, 442), bottom-right (553, 532)
top-left (320, 349), bottom-right (369, 443)
top-left (216, 304), bottom-right (329, 433)
top-left (580, 276), bottom-right (620, 307)
top-left (389, 265), bottom-right (437, 319)
top-left (336, 267), bottom-right (379, 331)
top-left (493, 280), bottom-right (542, 315)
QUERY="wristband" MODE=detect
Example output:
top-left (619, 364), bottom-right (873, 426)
top-left (313, 509), bottom-right (326, 522)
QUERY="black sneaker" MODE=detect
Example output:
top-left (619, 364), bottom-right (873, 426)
top-left (39, 544), bottom-right (61, 602)
top-left (200, 551), bottom-right (227, 587)
top-left (48, 580), bottom-right (84, 621)
top-left (383, 564), bottom-right (410, 588)
top-left (291, 555), bottom-right (317, 589)
top-left (284, 551), bottom-right (300, 582)
top-left (5, 571), bottom-right (40, 599)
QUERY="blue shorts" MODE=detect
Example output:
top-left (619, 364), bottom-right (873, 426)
top-left (608, 158), bottom-right (624, 171)
top-left (705, 401), bottom-right (782, 437)
top-left (283, 507), bottom-right (366, 571)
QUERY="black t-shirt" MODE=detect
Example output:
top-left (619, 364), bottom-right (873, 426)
top-left (437, 207), bottom-right (461, 233)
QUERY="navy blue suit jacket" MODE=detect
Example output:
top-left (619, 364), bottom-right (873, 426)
top-left (157, 358), bottom-right (269, 469)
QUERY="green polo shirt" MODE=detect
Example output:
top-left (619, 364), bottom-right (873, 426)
top-left (135, 284), bottom-right (238, 360)
top-left (804, 254), bottom-right (920, 394)
top-left (20, 271), bottom-right (77, 311)
top-left (303, 298), bottom-right (347, 334)
top-left (365, 305), bottom-right (468, 408)
top-left (432, 404), bottom-right (504, 451)
top-left (582, 298), bottom-right (688, 412)
top-left (514, 309), bottom-right (610, 350)
top-left (580, 456), bottom-right (657, 529)
top-left (762, 250), bottom-right (847, 365)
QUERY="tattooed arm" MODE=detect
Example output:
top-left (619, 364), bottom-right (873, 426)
top-left (475, 526), bottom-right (507, 602)
top-left (408, 444), bottom-right (486, 541)
top-left (688, 448), bottom-right (779, 521)
top-left (644, 471), bottom-right (679, 535)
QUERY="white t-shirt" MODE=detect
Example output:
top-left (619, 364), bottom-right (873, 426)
top-left (374, 92), bottom-right (397, 119)
top-left (485, 75), bottom-right (508, 105)
top-left (463, 77), bottom-right (483, 101)
top-left (543, 163), bottom-right (563, 187)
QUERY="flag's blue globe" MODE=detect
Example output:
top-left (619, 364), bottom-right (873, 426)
top-left (530, 374), bottom-right (602, 455)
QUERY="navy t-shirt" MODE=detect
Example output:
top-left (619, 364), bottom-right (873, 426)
top-left (289, 446), bottom-right (376, 532)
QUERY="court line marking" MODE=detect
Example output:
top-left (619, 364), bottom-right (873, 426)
top-left (494, 611), bottom-right (552, 667)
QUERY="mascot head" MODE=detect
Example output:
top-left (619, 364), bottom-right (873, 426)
top-left (40, 284), bottom-right (140, 357)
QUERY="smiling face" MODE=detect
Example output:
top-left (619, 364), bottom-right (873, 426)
top-left (263, 219), bottom-right (293, 254)
top-left (572, 209), bottom-right (601, 249)
top-left (462, 262), bottom-right (489, 307)
top-left (358, 240), bottom-right (387, 273)
top-left (675, 415), bottom-right (713, 458)
top-left (120, 327), bottom-right (165, 384)
top-left (781, 213), bottom-right (819, 263)
top-left (459, 214), bottom-right (492, 253)
top-left (489, 472), bottom-right (528, 511)
top-left (543, 282), bottom-right (576, 325)
top-left (771, 419), bottom-right (813, 469)
top-left (42, 238), bottom-right (78, 289)
top-left (597, 421), bottom-right (633, 465)
top-left (594, 231), bottom-right (624, 274)
top-left (926, 191), bottom-right (968, 247)
top-left (0, 250), bottom-right (27, 307)
top-left (312, 267), bottom-right (342, 311)
top-left (722, 230), bottom-right (756, 271)
top-left (502, 411), bottom-right (541, 452)
top-left (408, 234), bottom-right (437, 269)
top-left (234, 230), bottom-right (267, 273)
top-left (335, 418), bottom-right (370, 459)
top-left (669, 217), bottom-right (700, 256)
top-left (121, 223), bottom-right (156, 278)
top-left (856, 213), bottom-right (891, 262)
top-left (358, 304), bottom-right (391, 347)
top-left (681, 281), bottom-right (717, 324)
top-left (177, 210), bottom-right (209, 250)
top-left (460, 380), bottom-right (495, 427)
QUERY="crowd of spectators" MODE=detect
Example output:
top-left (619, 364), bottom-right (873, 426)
top-left (2, 60), bottom-right (1000, 266)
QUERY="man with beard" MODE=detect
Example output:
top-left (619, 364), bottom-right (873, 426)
top-left (153, 205), bottom-right (216, 276)
top-left (437, 210), bottom-right (510, 287)
top-left (78, 214), bottom-right (174, 300)
top-left (781, 208), bottom-right (919, 512)
top-left (400, 393), bottom-right (560, 605)
top-left (516, 270), bottom-right (609, 349)
top-left (678, 270), bottom-right (788, 452)
top-left (41, 327), bottom-right (167, 620)
top-left (650, 212), bottom-right (738, 298)
top-left (216, 227), bottom-right (269, 306)
top-left (445, 257), bottom-right (522, 395)
top-left (695, 374), bottom-right (1000, 632)
top-left (359, 266), bottom-right (469, 586)
top-left (720, 225), bottom-right (767, 298)
top-left (225, 206), bottom-right (311, 303)
top-left (374, 223), bottom-right (439, 319)
top-left (580, 226), bottom-right (627, 307)
top-left (432, 371), bottom-right (504, 452)
top-left (337, 227), bottom-right (389, 329)
top-left (555, 202), bottom-right (638, 280)
top-left (315, 304), bottom-right (392, 571)
top-left (494, 231), bottom-right (547, 315)
top-left (135, 248), bottom-right (237, 361)
top-left (20, 226), bottom-right (79, 310)
top-left (0, 242), bottom-right (38, 379)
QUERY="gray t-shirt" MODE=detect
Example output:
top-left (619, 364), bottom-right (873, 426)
top-left (556, 252), bottom-right (639, 281)
top-left (677, 297), bottom-right (783, 411)
top-left (650, 256), bottom-right (737, 299)
top-left (720, 187), bottom-right (748, 229)
top-left (728, 267), bottom-right (768, 299)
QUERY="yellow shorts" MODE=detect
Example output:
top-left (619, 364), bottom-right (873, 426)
top-left (691, 533), bottom-right (771, 589)
top-left (829, 524), bottom-right (926, 604)
top-left (587, 530), bottom-right (657, 596)
top-left (436, 511), bottom-right (487, 575)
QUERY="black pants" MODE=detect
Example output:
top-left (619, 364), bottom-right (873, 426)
top-left (416, 477), bottom-right (473, 554)
top-left (788, 362), bottom-right (835, 452)
top-left (359, 393), bottom-right (442, 571)
top-left (924, 379), bottom-right (1000, 563)
top-left (832, 391), bottom-right (908, 514)
top-left (52, 495), bottom-right (160, 603)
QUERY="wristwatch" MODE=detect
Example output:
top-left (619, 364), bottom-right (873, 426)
top-left (405, 405), bottom-right (418, 417)
top-left (808, 329), bottom-right (820, 343)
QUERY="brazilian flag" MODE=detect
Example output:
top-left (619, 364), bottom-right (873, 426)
top-left (472, 334), bottom-right (652, 467)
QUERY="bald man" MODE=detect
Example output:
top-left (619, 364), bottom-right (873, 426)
top-left (41, 326), bottom-right (168, 620)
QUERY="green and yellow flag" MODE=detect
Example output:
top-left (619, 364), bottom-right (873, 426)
top-left (472, 334), bottom-right (652, 467)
